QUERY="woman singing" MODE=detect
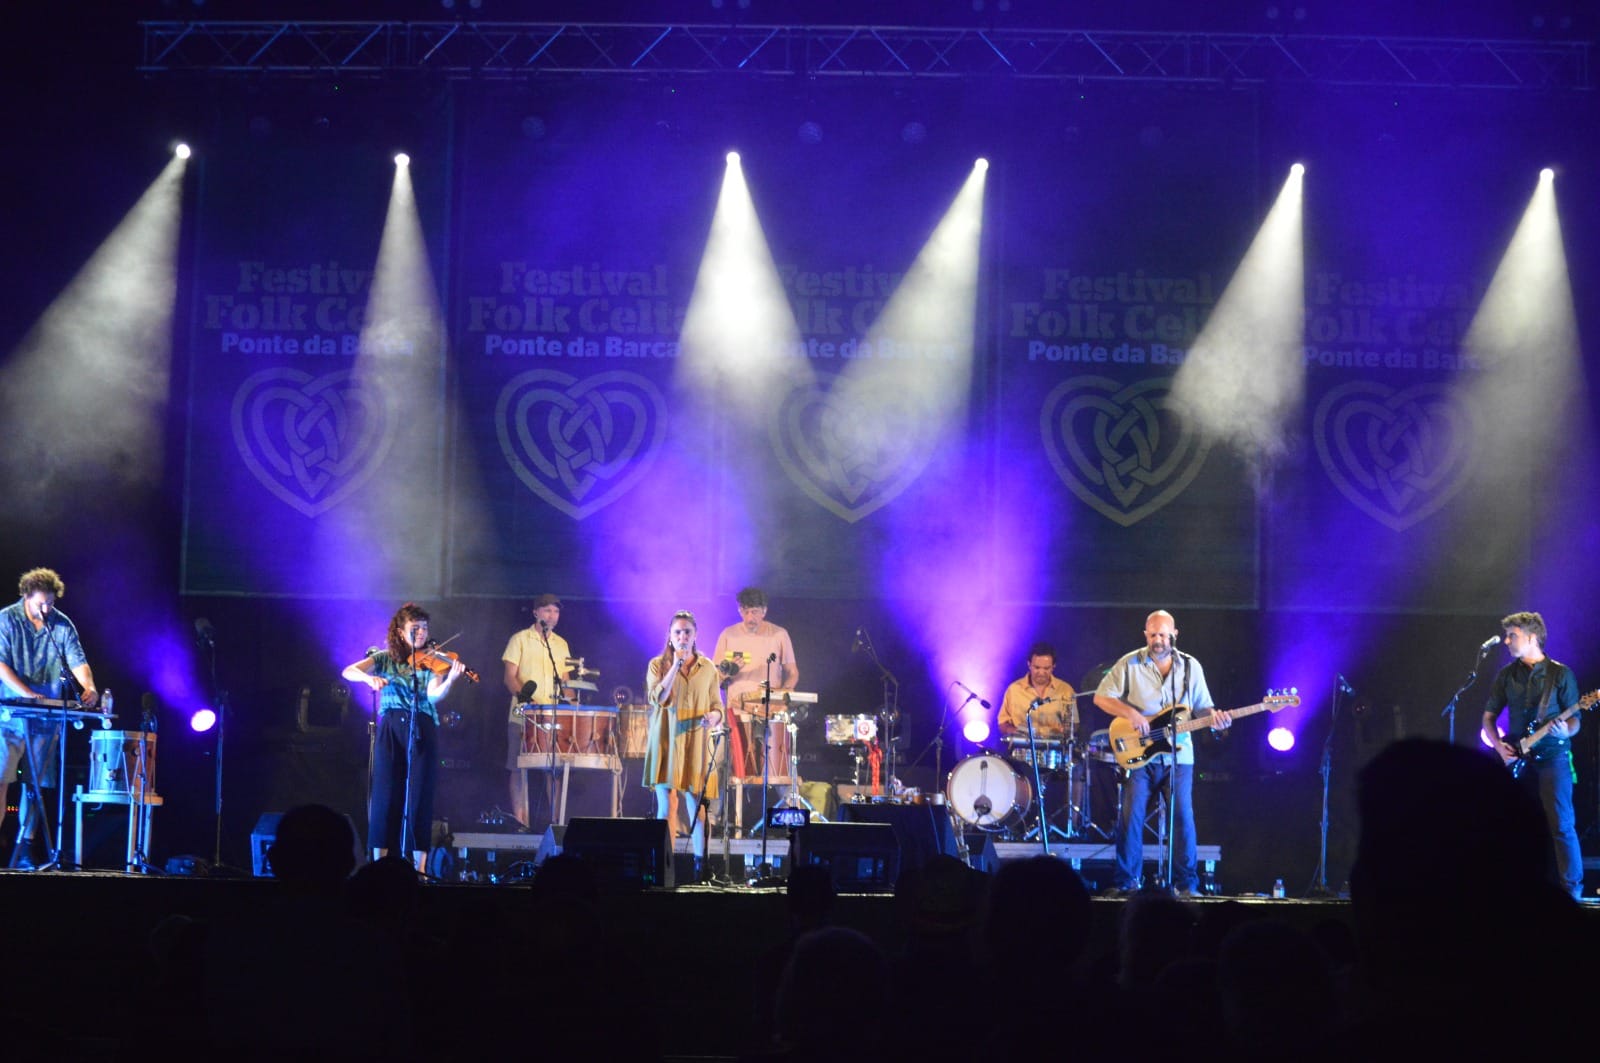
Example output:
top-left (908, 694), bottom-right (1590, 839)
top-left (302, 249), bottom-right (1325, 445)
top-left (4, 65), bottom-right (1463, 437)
top-left (642, 610), bottom-right (726, 876)
top-left (341, 602), bottom-right (466, 872)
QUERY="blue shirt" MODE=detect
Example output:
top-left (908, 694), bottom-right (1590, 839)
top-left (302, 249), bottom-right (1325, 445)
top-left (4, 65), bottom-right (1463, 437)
top-left (369, 651), bottom-right (439, 723)
top-left (0, 598), bottom-right (88, 697)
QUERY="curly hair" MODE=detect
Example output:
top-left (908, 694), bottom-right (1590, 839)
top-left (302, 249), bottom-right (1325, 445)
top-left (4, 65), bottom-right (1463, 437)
top-left (1500, 611), bottom-right (1548, 647)
top-left (386, 602), bottom-right (430, 661)
top-left (18, 568), bottom-right (65, 599)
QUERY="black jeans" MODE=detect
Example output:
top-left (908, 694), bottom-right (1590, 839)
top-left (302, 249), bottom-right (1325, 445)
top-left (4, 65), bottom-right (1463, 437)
top-left (368, 710), bottom-right (437, 855)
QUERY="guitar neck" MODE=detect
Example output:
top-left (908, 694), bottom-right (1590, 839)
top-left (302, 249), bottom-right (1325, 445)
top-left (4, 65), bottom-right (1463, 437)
top-left (1172, 701), bottom-right (1273, 736)
top-left (1521, 691), bottom-right (1599, 752)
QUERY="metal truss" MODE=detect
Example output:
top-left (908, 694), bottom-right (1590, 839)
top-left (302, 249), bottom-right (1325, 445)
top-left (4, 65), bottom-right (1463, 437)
top-left (139, 21), bottom-right (1592, 92)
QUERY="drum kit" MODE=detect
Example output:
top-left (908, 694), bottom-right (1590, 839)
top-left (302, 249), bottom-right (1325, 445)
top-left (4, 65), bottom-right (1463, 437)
top-left (943, 728), bottom-right (1119, 841)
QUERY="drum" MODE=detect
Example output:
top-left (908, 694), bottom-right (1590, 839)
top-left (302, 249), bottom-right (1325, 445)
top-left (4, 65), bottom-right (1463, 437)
top-left (824, 714), bottom-right (879, 745)
top-left (1083, 728), bottom-right (1117, 765)
top-left (1005, 737), bottom-right (1067, 772)
top-left (731, 711), bottom-right (793, 780)
top-left (522, 706), bottom-right (616, 755)
top-left (618, 704), bottom-right (651, 758)
top-left (87, 730), bottom-right (157, 796)
top-left (945, 753), bottom-right (1032, 832)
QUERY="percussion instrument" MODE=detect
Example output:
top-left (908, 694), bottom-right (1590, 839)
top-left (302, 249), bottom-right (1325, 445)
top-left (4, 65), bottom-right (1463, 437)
top-left (945, 753), bottom-right (1032, 832)
top-left (565, 679), bottom-right (599, 694)
top-left (825, 714), bottom-right (879, 745)
top-left (731, 710), bottom-right (793, 781)
top-left (87, 730), bottom-right (157, 797)
top-left (520, 704), bottom-right (616, 756)
top-left (618, 704), bottom-right (651, 758)
top-left (1005, 736), bottom-right (1068, 772)
top-left (0, 696), bottom-right (116, 727)
top-left (1083, 728), bottom-right (1118, 764)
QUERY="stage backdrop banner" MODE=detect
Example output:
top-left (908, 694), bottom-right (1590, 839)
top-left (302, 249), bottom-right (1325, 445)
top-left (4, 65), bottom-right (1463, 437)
top-left (181, 114), bottom-right (451, 599)
top-left (996, 93), bottom-right (1263, 608)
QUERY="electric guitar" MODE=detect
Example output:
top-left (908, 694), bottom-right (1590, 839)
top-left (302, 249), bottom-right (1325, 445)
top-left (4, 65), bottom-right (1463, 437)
top-left (1506, 689), bottom-right (1599, 779)
top-left (1108, 694), bottom-right (1300, 770)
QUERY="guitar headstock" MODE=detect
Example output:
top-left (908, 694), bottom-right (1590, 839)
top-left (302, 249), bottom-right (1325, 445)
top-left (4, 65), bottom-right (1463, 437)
top-left (1264, 688), bottom-right (1301, 711)
top-left (1580, 689), bottom-right (1600, 711)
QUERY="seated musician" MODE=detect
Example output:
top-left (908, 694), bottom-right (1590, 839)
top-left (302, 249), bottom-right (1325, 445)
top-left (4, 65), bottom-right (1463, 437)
top-left (997, 641), bottom-right (1076, 743)
top-left (500, 593), bottom-right (572, 828)
top-left (0, 567), bottom-right (100, 870)
top-left (712, 587), bottom-right (799, 781)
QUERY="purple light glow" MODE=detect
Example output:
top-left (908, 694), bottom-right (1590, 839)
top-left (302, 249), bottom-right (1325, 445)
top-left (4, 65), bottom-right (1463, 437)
top-left (1267, 725), bottom-right (1295, 752)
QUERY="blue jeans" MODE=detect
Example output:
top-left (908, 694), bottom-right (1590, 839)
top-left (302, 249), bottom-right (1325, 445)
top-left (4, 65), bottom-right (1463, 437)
top-left (655, 784), bottom-right (704, 858)
top-left (1115, 759), bottom-right (1197, 891)
top-left (1527, 751), bottom-right (1583, 899)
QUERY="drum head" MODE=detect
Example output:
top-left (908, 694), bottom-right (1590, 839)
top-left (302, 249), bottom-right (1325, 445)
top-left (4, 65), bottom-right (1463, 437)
top-left (945, 754), bottom-right (1033, 832)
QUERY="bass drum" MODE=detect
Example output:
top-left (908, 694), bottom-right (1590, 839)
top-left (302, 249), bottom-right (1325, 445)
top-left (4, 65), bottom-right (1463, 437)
top-left (945, 753), bottom-right (1032, 833)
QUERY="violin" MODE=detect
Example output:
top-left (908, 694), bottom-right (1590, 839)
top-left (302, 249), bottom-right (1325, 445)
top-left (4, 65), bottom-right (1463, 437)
top-left (409, 648), bottom-right (480, 683)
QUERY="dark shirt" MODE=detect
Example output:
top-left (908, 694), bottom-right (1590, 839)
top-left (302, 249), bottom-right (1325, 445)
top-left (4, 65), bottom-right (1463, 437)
top-left (1486, 657), bottom-right (1578, 761)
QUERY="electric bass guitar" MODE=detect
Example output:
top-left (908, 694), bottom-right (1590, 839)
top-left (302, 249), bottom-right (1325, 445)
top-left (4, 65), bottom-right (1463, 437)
top-left (1108, 694), bottom-right (1300, 770)
top-left (1506, 689), bottom-right (1599, 779)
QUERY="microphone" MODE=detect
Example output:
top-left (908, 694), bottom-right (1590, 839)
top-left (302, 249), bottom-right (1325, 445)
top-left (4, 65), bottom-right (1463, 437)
top-left (850, 628), bottom-right (864, 654)
top-left (538, 618), bottom-right (549, 632)
top-left (1478, 635), bottom-right (1502, 654)
top-left (37, 603), bottom-right (51, 626)
top-left (194, 617), bottom-right (215, 647)
top-left (1336, 674), bottom-right (1356, 696)
top-left (141, 691), bottom-right (158, 730)
top-left (954, 680), bottom-right (991, 710)
top-left (519, 680), bottom-right (539, 701)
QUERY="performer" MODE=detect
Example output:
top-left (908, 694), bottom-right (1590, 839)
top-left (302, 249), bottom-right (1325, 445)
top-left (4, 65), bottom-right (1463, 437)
top-left (712, 587), bottom-right (799, 782)
top-left (998, 641), bottom-right (1077, 739)
top-left (0, 567), bottom-right (100, 869)
top-left (643, 610), bottom-right (725, 870)
top-left (1093, 610), bottom-right (1230, 897)
top-left (341, 602), bottom-right (466, 872)
top-left (1481, 610), bottom-right (1584, 900)
top-left (500, 593), bottom-right (572, 827)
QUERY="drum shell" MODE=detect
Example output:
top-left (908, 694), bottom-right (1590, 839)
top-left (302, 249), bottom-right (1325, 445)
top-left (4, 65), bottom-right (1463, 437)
top-left (618, 704), bottom-right (651, 758)
top-left (731, 712), bottom-right (793, 780)
top-left (522, 708), bottom-right (616, 755)
top-left (88, 730), bottom-right (157, 796)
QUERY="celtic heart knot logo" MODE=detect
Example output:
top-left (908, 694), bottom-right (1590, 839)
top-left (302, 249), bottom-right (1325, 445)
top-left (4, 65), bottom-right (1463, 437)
top-left (1313, 380), bottom-right (1477, 531)
top-left (1039, 375), bottom-right (1211, 526)
top-left (769, 378), bottom-right (936, 523)
top-left (495, 368), bottom-right (667, 520)
top-left (231, 367), bottom-right (395, 518)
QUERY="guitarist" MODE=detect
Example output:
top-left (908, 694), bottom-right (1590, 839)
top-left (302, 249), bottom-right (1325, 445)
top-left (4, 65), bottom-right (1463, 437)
top-left (1093, 610), bottom-right (1230, 897)
top-left (1480, 610), bottom-right (1584, 900)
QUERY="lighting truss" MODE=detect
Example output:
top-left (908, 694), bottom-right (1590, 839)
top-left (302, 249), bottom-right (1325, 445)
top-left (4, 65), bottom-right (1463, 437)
top-left (138, 21), bottom-right (1592, 91)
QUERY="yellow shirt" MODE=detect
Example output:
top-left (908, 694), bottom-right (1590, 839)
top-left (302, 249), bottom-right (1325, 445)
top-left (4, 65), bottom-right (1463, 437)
top-left (501, 626), bottom-right (572, 723)
top-left (998, 675), bottom-right (1077, 738)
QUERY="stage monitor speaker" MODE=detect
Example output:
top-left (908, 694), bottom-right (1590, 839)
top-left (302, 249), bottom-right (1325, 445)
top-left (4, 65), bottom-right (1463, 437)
top-left (251, 812), bottom-right (283, 877)
top-left (791, 821), bottom-right (901, 892)
top-left (560, 817), bottom-right (674, 889)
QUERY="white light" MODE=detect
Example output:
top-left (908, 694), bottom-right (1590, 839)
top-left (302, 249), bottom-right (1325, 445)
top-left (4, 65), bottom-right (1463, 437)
top-left (174, 143), bottom-right (192, 160)
top-left (974, 157), bottom-right (989, 171)
top-left (1540, 167), bottom-right (1555, 182)
top-left (394, 152), bottom-right (411, 167)
top-left (1290, 162), bottom-right (1304, 177)
top-left (726, 151), bottom-right (741, 166)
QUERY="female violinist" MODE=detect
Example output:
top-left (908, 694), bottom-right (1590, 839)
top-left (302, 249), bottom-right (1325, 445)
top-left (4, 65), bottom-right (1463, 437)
top-left (341, 602), bottom-right (466, 872)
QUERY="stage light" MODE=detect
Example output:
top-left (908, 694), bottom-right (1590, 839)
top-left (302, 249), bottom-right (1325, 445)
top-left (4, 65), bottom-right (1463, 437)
top-left (961, 713), bottom-right (991, 744)
top-left (174, 143), bottom-right (191, 160)
top-left (394, 152), bottom-right (410, 167)
top-left (726, 151), bottom-right (740, 165)
top-left (1540, 167), bottom-right (1555, 182)
top-left (1267, 726), bottom-right (1295, 753)
top-left (1290, 162), bottom-right (1304, 176)
top-left (191, 707), bottom-right (217, 733)
top-left (974, 157), bottom-right (989, 171)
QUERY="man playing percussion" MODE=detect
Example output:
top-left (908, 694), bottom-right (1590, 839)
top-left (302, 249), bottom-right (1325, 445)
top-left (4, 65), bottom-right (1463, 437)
top-left (501, 593), bottom-right (572, 828)
top-left (0, 567), bottom-right (101, 869)
top-left (998, 642), bottom-right (1077, 740)
top-left (712, 587), bottom-right (799, 785)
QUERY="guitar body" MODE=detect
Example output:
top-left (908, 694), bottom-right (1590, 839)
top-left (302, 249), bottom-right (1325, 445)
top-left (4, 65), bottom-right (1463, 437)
top-left (1506, 689), bottom-right (1600, 779)
top-left (1108, 706), bottom-right (1187, 770)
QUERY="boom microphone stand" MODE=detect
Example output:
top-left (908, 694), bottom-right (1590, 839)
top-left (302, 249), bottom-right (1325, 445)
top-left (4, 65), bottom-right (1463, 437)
top-left (1308, 676), bottom-right (1352, 898)
top-left (1025, 701), bottom-right (1051, 857)
top-left (1441, 637), bottom-right (1498, 744)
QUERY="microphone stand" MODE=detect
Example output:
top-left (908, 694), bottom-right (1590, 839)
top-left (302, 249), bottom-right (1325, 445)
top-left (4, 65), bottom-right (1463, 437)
top-left (1442, 644), bottom-right (1494, 744)
top-left (36, 625), bottom-right (84, 871)
top-left (757, 654), bottom-right (775, 880)
top-left (859, 633), bottom-right (901, 786)
top-left (1308, 680), bottom-right (1344, 899)
top-left (1025, 702), bottom-right (1050, 857)
top-left (398, 653), bottom-right (425, 872)
top-left (196, 629), bottom-right (228, 869)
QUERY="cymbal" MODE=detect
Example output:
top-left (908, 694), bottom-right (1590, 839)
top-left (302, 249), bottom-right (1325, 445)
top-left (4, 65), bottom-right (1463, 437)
top-left (566, 679), bottom-right (598, 692)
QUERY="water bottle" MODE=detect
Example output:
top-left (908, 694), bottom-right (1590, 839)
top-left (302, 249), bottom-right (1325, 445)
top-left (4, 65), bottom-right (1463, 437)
top-left (1271, 877), bottom-right (1286, 899)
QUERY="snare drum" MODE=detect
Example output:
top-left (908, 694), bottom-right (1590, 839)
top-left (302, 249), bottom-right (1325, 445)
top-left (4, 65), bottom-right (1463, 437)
top-left (945, 753), bottom-right (1032, 832)
top-left (522, 706), bottom-right (616, 755)
top-left (1005, 737), bottom-right (1068, 773)
top-left (618, 704), bottom-right (651, 758)
top-left (87, 730), bottom-right (157, 796)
